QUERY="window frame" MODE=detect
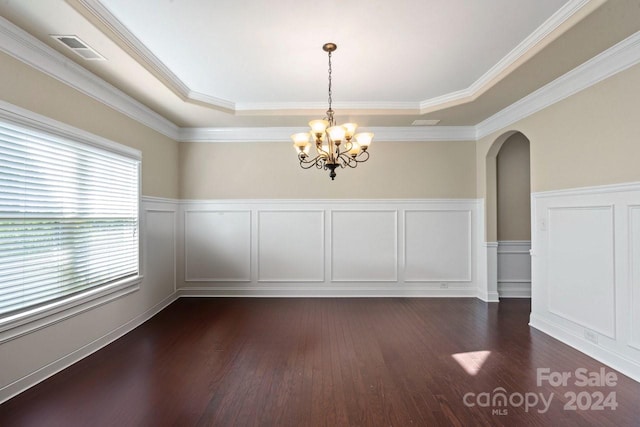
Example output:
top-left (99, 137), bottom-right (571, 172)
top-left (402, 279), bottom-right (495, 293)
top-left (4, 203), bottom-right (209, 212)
top-left (0, 100), bottom-right (143, 343)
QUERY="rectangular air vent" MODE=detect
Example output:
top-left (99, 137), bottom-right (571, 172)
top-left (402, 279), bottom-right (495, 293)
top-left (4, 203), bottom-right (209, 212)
top-left (50, 35), bottom-right (105, 61)
top-left (412, 119), bottom-right (441, 126)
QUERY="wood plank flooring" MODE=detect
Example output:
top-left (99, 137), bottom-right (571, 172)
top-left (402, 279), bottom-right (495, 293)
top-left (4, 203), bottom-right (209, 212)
top-left (1, 298), bottom-right (639, 426)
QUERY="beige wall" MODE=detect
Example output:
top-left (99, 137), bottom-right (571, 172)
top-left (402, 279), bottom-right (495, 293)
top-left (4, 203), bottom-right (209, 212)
top-left (497, 133), bottom-right (531, 241)
top-left (180, 140), bottom-right (477, 199)
top-left (478, 63), bottom-right (640, 241)
top-left (0, 52), bottom-right (179, 199)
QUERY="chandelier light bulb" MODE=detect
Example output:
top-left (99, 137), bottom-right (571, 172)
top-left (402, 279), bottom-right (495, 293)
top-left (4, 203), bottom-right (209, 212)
top-left (342, 123), bottom-right (358, 139)
top-left (291, 132), bottom-right (310, 146)
top-left (309, 120), bottom-right (329, 137)
top-left (354, 132), bottom-right (374, 149)
top-left (348, 141), bottom-right (361, 157)
top-left (327, 125), bottom-right (346, 143)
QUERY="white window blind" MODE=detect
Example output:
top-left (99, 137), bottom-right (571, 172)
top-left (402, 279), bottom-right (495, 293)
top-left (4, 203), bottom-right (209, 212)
top-left (0, 119), bottom-right (140, 318)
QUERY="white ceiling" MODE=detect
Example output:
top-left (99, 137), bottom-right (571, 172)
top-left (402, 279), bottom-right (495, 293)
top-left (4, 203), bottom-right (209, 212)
top-left (99, 0), bottom-right (566, 105)
top-left (0, 0), bottom-right (633, 129)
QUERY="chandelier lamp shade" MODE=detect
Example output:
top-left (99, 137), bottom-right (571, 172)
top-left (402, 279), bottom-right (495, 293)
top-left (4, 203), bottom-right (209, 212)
top-left (291, 43), bottom-right (373, 180)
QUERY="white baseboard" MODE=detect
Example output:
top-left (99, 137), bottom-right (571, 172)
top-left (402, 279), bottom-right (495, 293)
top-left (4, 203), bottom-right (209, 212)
top-left (498, 281), bottom-right (532, 298)
top-left (530, 313), bottom-right (640, 384)
top-left (0, 292), bottom-right (178, 404)
top-left (477, 290), bottom-right (500, 302)
top-left (177, 287), bottom-right (478, 298)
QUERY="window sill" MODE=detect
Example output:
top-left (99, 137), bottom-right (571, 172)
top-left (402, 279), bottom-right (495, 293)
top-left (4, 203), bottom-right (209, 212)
top-left (0, 275), bottom-right (143, 344)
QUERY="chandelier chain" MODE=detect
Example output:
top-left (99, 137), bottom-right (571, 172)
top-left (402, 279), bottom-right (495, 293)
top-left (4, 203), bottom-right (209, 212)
top-left (327, 50), bottom-right (333, 122)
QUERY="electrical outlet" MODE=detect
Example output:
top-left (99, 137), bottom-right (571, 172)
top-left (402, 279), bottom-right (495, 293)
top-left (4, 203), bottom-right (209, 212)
top-left (440, 283), bottom-right (449, 289)
top-left (584, 329), bottom-right (598, 344)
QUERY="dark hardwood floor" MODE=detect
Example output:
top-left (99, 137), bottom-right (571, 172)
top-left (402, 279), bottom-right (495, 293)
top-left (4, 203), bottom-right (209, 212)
top-left (1, 298), bottom-right (639, 426)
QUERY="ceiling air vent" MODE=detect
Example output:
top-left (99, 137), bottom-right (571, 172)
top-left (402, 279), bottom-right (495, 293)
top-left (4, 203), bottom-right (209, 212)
top-left (412, 119), bottom-right (441, 126)
top-left (50, 35), bottom-right (105, 61)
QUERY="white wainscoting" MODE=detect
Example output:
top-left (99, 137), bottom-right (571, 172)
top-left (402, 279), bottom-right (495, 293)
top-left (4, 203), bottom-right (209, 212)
top-left (177, 199), bottom-right (481, 297)
top-left (405, 210), bottom-right (472, 282)
top-left (631, 205), bottom-right (640, 351)
top-left (184, 210), bottom-right (252, 282)
top-left (530, 182), bottom-right (640, 383)
top-left (497, 241), bottom-right (531, 298)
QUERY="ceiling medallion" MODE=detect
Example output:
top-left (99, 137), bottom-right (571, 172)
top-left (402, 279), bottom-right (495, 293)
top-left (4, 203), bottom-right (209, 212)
top-left (291, 43), bottom-right (374, 180)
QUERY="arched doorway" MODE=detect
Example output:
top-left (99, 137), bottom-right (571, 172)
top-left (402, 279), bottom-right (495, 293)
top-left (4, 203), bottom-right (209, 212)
top-left (496, 133), bottom-right (531, 298)
top-left (483, 130), bottom-right (531, 301)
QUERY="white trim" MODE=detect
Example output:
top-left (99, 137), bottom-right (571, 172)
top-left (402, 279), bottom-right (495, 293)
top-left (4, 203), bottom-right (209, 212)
top-left (141, 195), bottom-right (181, 205)
top-left (530, 313), bottom-right (640, 383)
top-left (402, 209), bottom-right (473, 282)
top-left (178, 126), bottom-right (476, 143)
top-left (0, 278), bottom-right (141, 344)
top-left (478, 240), bottom-right (499, 302)
top-left (329, 209), bottom-right (399, 283)
top-left (176, 287), bottom-right (478, 298)
top-left (630, 205), bottom-right (640, 351)
top-left (462, 0), bottom-right (594, 99)
top-left (0, 292), bottom-right (177, 404)
top-left (176, 198), bottom-right (483, 297)
top-left (497, 283), bottom-right (532, 298)
top-left (530, 184), bottom-right (640, 385)
top-left (2, 11), bottom-right (639, 144)
top-left (256, 209), bottom-right (326, 283)
top-left (419, 0), bottom-right (595, 113)
top-left (183, 209), bottom-right (252, 282)
top-left (0, 15), bottom-right (179, 140)
top-left (369, 126), bottom-right (476, 142)
top-left (533, 181), bottom-right (640, 198)
top-left (497, 240), bottom-right (532, 298)
top-left (178, 198), bottom-right (480, 206)
top-left (143, 201), bottom-right (178, 294)
top-left (235, 100), bottom-right (420, 112)
top-left (73, 0), bottom-right (593, 118)
top-left (477, 30), bottom-right (640, 139)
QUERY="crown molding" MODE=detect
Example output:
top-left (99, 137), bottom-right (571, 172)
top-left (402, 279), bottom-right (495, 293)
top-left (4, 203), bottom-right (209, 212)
top-left (74, 0), bottom-right (594, 115)
top-left (234, 101), bottom-right (421, 113)
top-left (0, 15), bottom-right (180, 140)
top-left (71, 0), bottom-right (204, 106)
top-left (419, 0), bottom-right (598, 114)
top-left (369, 126), bottom-right (476, 142)
top-left (476, 30), bottom-right (640, 139)
top-left (178, 126), bottom-right (476, 143)
top-left (2, 7), bottom-right (639, 144)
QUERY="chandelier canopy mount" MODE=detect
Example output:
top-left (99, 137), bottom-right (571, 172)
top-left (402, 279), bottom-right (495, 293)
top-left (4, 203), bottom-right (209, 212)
top-left (322, 42), bottom-right (337, 53)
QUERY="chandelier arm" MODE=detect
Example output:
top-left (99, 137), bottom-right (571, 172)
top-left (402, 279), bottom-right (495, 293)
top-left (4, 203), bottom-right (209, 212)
top-left (316, 139), bottom-right (331, 158)
top-left (335, 153), bottom-right (354, 168)
top-left (356, 150), bottom-right (370, 162)
top-left (341, 154), bottom-right (359, 168)
top-left (299, 154), bottom-right (325, 169)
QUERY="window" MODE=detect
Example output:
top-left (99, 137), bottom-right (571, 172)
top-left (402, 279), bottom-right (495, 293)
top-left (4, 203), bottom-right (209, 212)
top-left (0, 113), bottom-right (141, 332)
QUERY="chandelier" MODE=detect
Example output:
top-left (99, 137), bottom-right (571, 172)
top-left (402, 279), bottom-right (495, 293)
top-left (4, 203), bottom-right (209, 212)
top-left (291, 43), bottom-right (373, 180)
